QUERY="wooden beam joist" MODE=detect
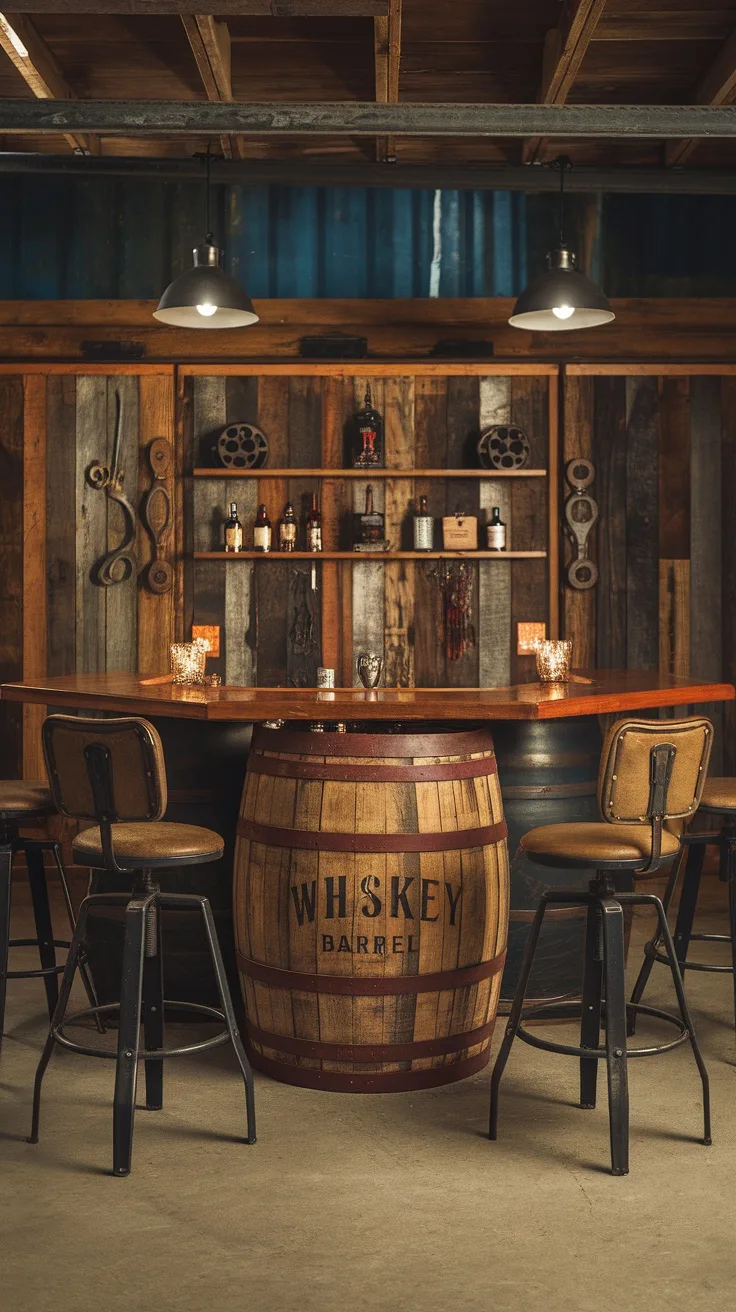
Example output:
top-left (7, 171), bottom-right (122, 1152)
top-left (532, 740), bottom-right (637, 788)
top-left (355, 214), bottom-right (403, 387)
top-left (523, 0), bottom-right (608, 165)
top-left (667, 27), bottom-right (736, 167)
top-left (373, 0), bottom-right (401, 162)
top-left (3, 0), bottom-right (388, 11)
top-left (181, 15), bottom-right (243, 161)
top-left (0, 13), bottom-right (91, 152)
top-left (2, 100), bottom-right (736, 139)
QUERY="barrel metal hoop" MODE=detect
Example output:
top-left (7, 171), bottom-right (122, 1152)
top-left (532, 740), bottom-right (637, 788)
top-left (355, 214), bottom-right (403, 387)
top-left (236, 818), bottom-right (507, 853)
top-left (246, 1015), bottom-right (497, 1062)
top-left (236, 948), bottom-right (506, 996)
top-left (250, 1046), bottom-right (491, 1092)
top-left (248, 754), bottom-right (498, 783)
top-left (252, 726), bottom-right (495, 757)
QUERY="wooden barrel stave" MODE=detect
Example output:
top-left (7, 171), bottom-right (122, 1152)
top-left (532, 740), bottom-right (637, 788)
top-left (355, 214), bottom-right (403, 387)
top-left (234, 727), bottom-right (509, 1092)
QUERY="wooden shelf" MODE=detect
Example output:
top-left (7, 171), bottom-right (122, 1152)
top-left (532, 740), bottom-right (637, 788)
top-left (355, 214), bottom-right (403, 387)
top-left (193, 467), bottom-right (547, 479)
top-left (194, 551), bottom-right (547, 561)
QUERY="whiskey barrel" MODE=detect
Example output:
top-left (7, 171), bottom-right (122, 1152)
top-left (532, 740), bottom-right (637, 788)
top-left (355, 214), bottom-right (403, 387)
top-left (234, 726), bottom-right (509, 1092)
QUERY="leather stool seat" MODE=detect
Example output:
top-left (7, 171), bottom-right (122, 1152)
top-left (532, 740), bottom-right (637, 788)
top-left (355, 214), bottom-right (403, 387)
top-left (73, 821), bottom-right (224, 869)
top-left (0, 780), bottom-right (54, 820)
top-left (521, 821), bottom-right (680, 867)
top-left (699, 778), bottom-right (736, 813)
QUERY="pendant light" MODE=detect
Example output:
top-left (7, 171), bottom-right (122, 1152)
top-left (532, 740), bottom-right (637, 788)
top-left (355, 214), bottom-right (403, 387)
top-left (508, 158), bottom-right (614, 332)
top-left (154, 147), bottom-right (258, 329)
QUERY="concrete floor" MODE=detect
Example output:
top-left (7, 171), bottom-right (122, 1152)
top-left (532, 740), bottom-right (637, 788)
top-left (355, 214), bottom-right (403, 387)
top-left (2, 881), bottom-right (736, 1312)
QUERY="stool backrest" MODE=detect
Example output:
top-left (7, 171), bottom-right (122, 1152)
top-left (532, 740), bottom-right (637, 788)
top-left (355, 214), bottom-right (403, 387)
top-left (598, 717), bottom-right (712, 845)
top-left (42, 715), bottom-right (167, 823)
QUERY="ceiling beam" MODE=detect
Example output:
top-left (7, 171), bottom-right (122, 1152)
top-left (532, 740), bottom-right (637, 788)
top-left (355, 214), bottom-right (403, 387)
top-left (0, 0), bottom-right (389, 11)
top-left (667, 27), bottom-right (736, 167)
top-left (0, 13), bottom-right (91, 152)
top-left (2, 100), bottom-right (736, 139)
top-left (523, 0), bottom-right (608, 165)
top-left (373, 0), bottom-right (401, 162)
top-left (181, 15), bottom-right (244, 161)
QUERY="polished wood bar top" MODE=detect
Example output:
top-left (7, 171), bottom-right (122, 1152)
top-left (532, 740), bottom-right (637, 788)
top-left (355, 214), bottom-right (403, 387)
top-left (2, 671), bottom-right (733, 723)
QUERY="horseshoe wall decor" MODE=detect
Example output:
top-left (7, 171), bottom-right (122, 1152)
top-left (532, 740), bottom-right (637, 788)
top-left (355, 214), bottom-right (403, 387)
top-left (85, 390), bottom-right (138, 588)
top-left (564, 457), bottom-right (599, 591)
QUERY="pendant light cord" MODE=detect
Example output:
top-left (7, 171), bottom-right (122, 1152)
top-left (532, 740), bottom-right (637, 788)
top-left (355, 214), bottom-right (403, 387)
top-left (205, 143), bottom-right (213, 244)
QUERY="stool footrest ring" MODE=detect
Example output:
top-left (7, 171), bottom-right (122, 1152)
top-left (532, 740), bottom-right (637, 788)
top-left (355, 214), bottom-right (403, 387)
top-left (648, 933), bottom-right (734, 975)
top-left (515, 999), bottom-right (688, 1059)
top-left (7, 937), bottom-right (72, 980)
top-left (52, 1000), bottom-right (232, 1060)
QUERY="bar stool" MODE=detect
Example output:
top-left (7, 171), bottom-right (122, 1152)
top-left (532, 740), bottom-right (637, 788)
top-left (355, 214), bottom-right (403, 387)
top-left (630, 776), bottom-right (736, 1028)
top-left (1, 780), bottom-right (98, 1051)
top-left (490, 716), bottom-right (713, 1176)
top-left (28, 714), bottom-right (256, 1177)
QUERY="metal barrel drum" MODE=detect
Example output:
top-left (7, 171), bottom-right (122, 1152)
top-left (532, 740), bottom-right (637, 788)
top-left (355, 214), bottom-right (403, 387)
top-left (492, 716), bottom-right (603, 1004)
top-left (233, 725), bottom-right (510, 1092)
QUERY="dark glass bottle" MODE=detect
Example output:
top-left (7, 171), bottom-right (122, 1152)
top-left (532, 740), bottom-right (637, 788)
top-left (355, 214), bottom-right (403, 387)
top-left (306, 492), bottom-right (322, 552)
top-left (253, 503), bottom-right (272, 553)
top-left (413, 495), bottom-right (434, 551)
top-left (358, 484), bottom-right (385, 544)
top-left (278, 501), bottom-right (297, 552)
top-left (487, 506), bottom-right (506, 551)
top-left (224, 501), bottom-right (243, 553)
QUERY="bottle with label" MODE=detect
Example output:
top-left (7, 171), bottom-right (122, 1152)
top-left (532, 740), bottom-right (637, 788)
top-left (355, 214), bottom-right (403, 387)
top-left (278, 502), bottom-right (297, 552)
top-left (357, 484), bottom-right (385, 545)
top-left (413, 495), bottom-right (434, 551)
top-left (306, 493), bottom-right (322, 552)
top-left (487, 506), bottom-right (507, 551)
top-left (253, 503), bottom-right (272, 553)
top-left (224, 501), bottom-right (243, 553)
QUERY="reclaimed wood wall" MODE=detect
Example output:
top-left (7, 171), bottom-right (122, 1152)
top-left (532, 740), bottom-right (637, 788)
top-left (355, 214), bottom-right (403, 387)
top-left (0, 365), bottom-right (175, 780)
top-left (563, 365), bottom-right (735, 770)
top-left (181, 366), bottom-right (555, 690)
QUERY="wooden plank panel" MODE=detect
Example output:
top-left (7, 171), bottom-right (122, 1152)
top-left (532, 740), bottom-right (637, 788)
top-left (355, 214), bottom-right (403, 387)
top-left (722, 378), bottom-right (736, 772)
top-left (104, 374), bottom-right (139, 673)
top-left (659, 559), bottom-right (691, 678)
top-left (352, 561), bottom-right (384, 686)
top-left (75, 375), bottom-right (108, 674)
top-left (0, 377), bottom-right (24, 778)
top-left (137, 371), bottom-right (175, 677)
top-left (594, 376), bottom-right (627, 669)
top-left (193, 560), bottom-right (226, 684)
top-left (690, 376), bottom-right (723, 771)
top-left (413, 375), bottom-right (446, 689)
top-left (46, 375), bottom-right (77, 678)
top-left (22, 374), bottom-right (47, 779)
top-left (190, 375), bottom-right (228, 680)
top-left (510, 376), bottom-right (548, 683)
top-left (625, 375), bottom-right (659, 672)
top-left (444, 376), bottom-right (480, 687)
top-left (478, 375), bottom-right (511, 688)
top-left (384, 377), bottom-right (415, 687)
top-left (659, 376), bottom-right (691, 561)
top-left (561, 373), bottom-right (595, 666)
top-left (226, 375), bottom-right (259, 685)
top-left (321, 375), bottom-right (351, 680)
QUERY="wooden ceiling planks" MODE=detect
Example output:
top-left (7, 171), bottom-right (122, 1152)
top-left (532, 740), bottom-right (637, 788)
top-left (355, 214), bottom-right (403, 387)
top-left (0, 13), bottom-right (91, 152)
top-left (181, 15), bottom-right (244, 160)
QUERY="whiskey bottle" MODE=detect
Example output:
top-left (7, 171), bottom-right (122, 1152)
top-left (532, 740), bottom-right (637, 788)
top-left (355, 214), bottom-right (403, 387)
top-left (413, 495), bottom-right (434, 551)
top-left (278, 502), bottom-right (297, 552)
top-left (357, 484), bottom-right (385, 545)
top-left (253, 503), bottom-right (272, 553)
top-left (487, 506), bottom-right (506, 551)
top-left (224, 502), bottom-right (243, 553)
top-left (306, 493), bottom-right (322, 552)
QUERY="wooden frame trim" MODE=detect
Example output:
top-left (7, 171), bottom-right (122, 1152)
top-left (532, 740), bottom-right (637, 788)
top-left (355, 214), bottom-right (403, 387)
top-left (0, 363), bottom-right (175, 375)
top-left (567, 364), bottom-right (736, 376)
top-left (178, 362), bottom-right (559, 377)
top-left (547, 369), bottom-right (560, 640)
top-left (22, 374), bottom-right (47, 779)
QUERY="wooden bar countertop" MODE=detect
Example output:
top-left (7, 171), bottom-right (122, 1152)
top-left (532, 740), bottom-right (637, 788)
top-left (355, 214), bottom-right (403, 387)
top-left (2, 671), bottom-right (733, 722)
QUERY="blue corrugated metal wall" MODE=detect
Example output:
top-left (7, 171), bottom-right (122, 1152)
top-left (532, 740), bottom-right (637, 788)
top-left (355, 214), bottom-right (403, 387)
top-left (0, 177), bottom-right (734, 299)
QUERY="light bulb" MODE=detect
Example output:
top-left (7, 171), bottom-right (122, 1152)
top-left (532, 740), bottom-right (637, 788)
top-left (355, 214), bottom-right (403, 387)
top-left (552, 304), bottom-right (575, 321)
top-left (196, 302), bottom-right (217, 318)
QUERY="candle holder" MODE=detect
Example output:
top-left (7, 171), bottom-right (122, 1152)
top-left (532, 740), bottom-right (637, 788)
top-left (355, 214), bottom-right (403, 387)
top-left (535, 639), bottom-right (573, 684)
top-left (170, 642), bottom-right (207, 686)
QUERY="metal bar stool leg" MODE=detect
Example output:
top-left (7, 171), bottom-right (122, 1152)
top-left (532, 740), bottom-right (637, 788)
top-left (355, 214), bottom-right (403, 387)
top-left (28, 899), bottom-right (92, 1145)
top-left (673, 841), bottom-right (707, 973)
top-left (726, 840), bottom-right (736, 1032)
top-left (50, 842), bottom-right (104, 1034)
top-left (627, 850), bottom-right (684, 1036)
top-left (649, 894), bottom-right (711, 1145)
top-left (580, 900), bottom-right (603, 1110)
top-left (197, 895), bottom-right (256, 1145)
top-left (600, 896), bottom-right (630, 1176)
top-left (141, 897), bottom-right (164, 1112)
top-left (0, 840), bottom-right (12, 1052)
top-left (25, 842), bottom-right (58, 1021)
top-left (489, 892), bottom-right (551, 1141)
top-left (112, 896), bottom-right (148, 1177)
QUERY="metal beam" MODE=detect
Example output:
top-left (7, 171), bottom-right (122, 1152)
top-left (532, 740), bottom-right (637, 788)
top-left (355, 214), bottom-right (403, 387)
top-left (1, 100), bottom-right (736, 138)
top-left (4, 153), bottom-right (736, 193)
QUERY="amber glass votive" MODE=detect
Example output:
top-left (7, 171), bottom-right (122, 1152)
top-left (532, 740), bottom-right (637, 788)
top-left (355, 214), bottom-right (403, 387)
top-left (535, 639), bottom-right (573, 683)
top-left (170, 642), bottom-right (207, 686)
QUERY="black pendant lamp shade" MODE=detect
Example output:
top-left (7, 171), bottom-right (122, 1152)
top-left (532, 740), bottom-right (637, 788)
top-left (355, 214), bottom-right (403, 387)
top-left (153, 151), bottom-right (258, 330)
top-left (509, 160), bottom-right (614, 333)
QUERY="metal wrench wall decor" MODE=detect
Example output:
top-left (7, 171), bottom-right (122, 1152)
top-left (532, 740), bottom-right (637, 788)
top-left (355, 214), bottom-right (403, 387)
top-left (564, 458), bottom-right (599, 591)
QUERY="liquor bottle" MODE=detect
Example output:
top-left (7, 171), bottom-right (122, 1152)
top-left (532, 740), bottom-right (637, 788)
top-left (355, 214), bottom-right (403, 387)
top-left (253, 503), bottom-right (272, 553)
top-left (357, 484), bottom-right (385, 545)
top-left (413, 495), bottom-right (434, 551)
top-left (224, 501), bottom-right (243, 553)
top-left (487, 506), bottom-right (506, 551)
top-left (306, 493), bottom-right (322, 552)
top-left (278, 502), bottom-right (297, 552)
